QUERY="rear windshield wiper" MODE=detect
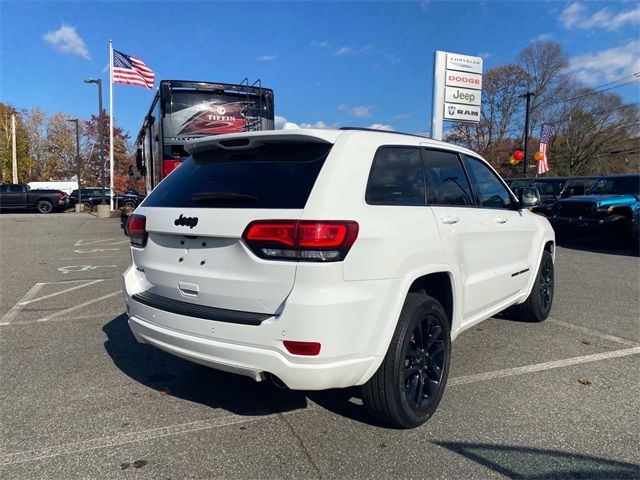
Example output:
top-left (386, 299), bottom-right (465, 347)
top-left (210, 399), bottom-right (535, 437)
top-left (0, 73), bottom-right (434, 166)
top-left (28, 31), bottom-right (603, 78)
top-left (191, 192), bottom-right (259, 204)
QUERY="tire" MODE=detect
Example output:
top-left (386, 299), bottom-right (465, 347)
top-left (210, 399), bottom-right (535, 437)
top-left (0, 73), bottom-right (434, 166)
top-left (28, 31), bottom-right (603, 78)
top-left (37, 200), bottom-right (53, 214)
top-left (83, 202), bottom-right (93, 212)
top-left (122, 201), bottom-right (136, 212)
top-left (513, 250), bottom-right (554, 322)
top-left (362, 293), bottom-right (451, 428)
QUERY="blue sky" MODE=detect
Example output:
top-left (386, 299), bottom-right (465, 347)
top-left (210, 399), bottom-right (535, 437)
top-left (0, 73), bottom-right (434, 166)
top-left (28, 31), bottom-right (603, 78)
top-left (1, 1), bottom-right (639, 140)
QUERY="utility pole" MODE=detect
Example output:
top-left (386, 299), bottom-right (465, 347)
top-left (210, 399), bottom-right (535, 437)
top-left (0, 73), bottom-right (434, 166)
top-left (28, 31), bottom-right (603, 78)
top-left (11, 113), bottom-right (17, 183)
top-left (520, 91), bottom-right (536, 177)
top-left (84, 78), bottom-right (106, 205)
top-left (66, 118), bottom-right (82, 204)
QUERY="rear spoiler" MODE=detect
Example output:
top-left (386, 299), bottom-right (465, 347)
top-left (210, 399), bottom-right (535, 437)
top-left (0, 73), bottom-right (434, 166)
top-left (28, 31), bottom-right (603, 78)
top-left (186, 129), bottom-right (340, 156)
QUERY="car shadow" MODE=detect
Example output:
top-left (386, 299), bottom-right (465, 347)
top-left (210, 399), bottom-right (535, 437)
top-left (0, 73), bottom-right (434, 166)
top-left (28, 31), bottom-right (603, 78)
top-left (102, 314), bottom-right (385, 426)
top-left (435, 442), bottom-right (640, 479)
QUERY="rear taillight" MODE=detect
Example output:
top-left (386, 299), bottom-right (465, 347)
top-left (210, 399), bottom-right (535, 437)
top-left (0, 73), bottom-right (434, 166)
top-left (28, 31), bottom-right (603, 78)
top-left (126, 214), bottom-right (148, 248)
top-left (242, 220), bottom-right (358, 262)
top-left (58, 192), bottom-right (66, 200)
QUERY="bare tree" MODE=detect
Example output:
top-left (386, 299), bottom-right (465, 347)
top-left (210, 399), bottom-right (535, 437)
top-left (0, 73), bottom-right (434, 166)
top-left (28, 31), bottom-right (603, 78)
top-left (550, 89), bottom-right (639, 174)
top-left (517, 40), bottom-right (570, 131)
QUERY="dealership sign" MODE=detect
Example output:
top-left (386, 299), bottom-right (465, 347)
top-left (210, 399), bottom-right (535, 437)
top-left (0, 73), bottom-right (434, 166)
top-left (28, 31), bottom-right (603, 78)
top-left (443, 103), bottom-right (481, 122)
top-left (431, 51), bottom-right (484, 139)
top-left (446, 53), bottom-right (483, 74)
top-left (445, 71), bottom-right (482, 90)
top-left (444, 86), bottom-right (481, 106)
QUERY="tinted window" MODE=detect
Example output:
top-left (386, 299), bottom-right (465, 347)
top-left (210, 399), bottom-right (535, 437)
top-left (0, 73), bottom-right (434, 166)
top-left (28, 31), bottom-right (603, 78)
top-left (143, 142), bottom-right (331, 209)
top-left (531, 179), bottom-right (565, 195)
top-left (423, 150), bottom-right (473, 206)
top-left (588, 176), bottom-right (640, 195)
top-left (0, 185), bottom-right (7, 193)
top-left (463, 156), bottom-right (514, 209)
top-left (9, 185), bottom-right (24, 193)
top-left (366, 147), bottom-right (425, 205)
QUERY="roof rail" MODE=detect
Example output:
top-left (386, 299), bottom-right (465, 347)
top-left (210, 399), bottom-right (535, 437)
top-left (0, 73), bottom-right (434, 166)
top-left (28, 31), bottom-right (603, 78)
top-left (339, 127), bottom-right (432, 139)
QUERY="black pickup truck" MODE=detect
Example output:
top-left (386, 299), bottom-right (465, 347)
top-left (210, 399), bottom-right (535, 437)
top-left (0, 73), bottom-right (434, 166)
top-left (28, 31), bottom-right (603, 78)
top-left (0, 184), bottom-right (69, 213)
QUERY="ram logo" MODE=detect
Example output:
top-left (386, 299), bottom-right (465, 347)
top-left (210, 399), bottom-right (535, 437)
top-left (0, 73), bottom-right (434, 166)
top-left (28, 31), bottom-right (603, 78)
top-left (174, 214), bottom-right (199, 229)
top-left (448, 106), bottom-right (456, 115)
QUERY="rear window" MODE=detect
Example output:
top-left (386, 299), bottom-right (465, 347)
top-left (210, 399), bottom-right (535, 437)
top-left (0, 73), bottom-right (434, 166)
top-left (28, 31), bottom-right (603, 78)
top-left (142, 142), bottom-right (331, 209)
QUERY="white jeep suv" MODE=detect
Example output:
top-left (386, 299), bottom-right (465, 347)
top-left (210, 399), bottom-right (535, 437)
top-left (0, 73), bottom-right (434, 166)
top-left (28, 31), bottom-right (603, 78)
top-left (123, 128), bottom-right (555, 428)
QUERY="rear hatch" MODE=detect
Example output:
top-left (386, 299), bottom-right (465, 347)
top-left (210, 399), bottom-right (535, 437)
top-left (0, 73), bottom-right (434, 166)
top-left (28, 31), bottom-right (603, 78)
top-left (133, 134), bottom-right (334, 314)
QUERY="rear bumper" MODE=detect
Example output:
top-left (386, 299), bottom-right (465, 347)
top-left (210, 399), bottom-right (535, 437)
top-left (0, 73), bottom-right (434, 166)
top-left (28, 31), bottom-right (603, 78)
top-left (122, 264), bottom-right (394, 390)
top-left (127, 315), bottom-right (377, 390)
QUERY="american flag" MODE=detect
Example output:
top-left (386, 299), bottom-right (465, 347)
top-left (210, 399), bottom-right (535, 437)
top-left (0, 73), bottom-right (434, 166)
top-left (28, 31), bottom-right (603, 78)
top-left (112, 49), bottom-right (155, 89)
top-left (537, 123), bottom-right (555, 175)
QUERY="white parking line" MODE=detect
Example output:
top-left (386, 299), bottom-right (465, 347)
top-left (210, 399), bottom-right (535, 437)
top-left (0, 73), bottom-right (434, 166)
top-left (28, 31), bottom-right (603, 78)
top-left (548, 318), bottom-right (638, 347)
top-left (2, 346), bottom-right (639, 465)
top-left (0, 283), bottom-right (44, 324)
top-left (25, 280), bottom-right (104, 305)
top-left (448, 346), bottom-right (640, 386)
top-left (74, 239), bottom-right (114, 246)
top-left (0, 280), bottom-right (104, 325)
top-left (0, 409), bottom-right (307, 466)
top-left (60, 255), bottom-right (127, 260)
top-left (37, 291), bottom-right (122, 322)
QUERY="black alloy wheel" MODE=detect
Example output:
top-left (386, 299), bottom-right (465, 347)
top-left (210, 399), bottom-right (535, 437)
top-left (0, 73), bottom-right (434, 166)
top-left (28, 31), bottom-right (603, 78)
top-left (362, 293), bottom-right (451, 428)
top-left (538, 253), bottom-right (554, 316)
top-left (403, 315), bottom-right (446, 410)
top-left (510, 250), bottom-right (554, 322)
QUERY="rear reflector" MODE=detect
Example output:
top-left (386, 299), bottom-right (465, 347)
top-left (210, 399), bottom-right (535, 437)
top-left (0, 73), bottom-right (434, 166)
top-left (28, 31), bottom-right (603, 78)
top-left (242, 220), bottom-right (358, 262)
top-left (126, 214), bottom-right (148, 247)
top-left (283, 341), bottom-right (321, 356)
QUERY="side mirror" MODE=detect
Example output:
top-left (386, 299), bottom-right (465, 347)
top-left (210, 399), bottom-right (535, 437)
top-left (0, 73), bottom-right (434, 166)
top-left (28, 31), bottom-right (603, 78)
top-left (518, 187), bottom-right (540, 209)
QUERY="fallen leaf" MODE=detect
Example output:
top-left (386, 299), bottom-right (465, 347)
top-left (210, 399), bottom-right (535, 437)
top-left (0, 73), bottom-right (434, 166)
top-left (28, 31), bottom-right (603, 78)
top-left (581, 340), bottom-right (592, 346)
top-left (578, 378), bottom-right (592, 385)
top-left (159, 387), bottom-right (172, 396)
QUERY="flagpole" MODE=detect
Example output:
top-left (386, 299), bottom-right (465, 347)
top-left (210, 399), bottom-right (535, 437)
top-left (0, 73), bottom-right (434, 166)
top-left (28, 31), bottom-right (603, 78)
top-left (109, 39), bottom-right (114, 211)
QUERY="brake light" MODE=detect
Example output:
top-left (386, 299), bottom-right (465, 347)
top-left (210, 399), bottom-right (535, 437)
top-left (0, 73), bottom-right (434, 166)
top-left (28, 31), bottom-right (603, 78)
top-left (244, 222), bottom-right (297, 246)
top-left (283, 341), bottom-right (321, 356)
top-left (162, 159), bottom-right (182, 177)
top-left (242, 220), bottom-right (358, 262)
top-left (58, 192), bottom-right (66, 201)
top-left (126, 214), bottom-right (148, 248)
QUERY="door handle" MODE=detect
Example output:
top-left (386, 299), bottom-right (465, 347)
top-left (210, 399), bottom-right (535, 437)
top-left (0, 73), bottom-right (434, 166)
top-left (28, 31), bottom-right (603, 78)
top-left (441, 216), bottom-right (459, 225)
top-left (494, 217), bottom-right (508, 224)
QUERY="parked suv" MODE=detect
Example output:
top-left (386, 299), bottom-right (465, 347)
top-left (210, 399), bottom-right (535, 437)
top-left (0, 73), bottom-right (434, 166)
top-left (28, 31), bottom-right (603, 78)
top-left (550, 174), bottom-right (640, 241)
top-left (123, 128), bottom-right (555, 428)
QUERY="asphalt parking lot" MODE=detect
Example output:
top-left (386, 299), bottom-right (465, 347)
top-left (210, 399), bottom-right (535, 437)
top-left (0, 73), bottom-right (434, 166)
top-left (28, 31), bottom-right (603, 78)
top-left (1, 212), bottom-right (638, 479)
